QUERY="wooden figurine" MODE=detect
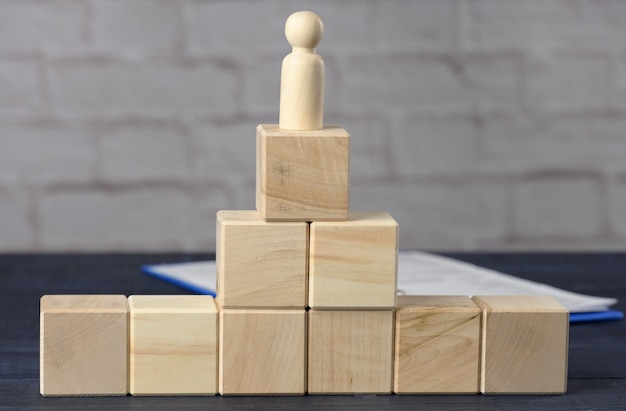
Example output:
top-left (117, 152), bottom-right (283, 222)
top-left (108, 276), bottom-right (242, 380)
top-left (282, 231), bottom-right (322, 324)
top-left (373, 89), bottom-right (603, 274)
top-left (216, 210), bottom-right (308, 308)
top-left (40, 295), bottom-right (128, 396)
top-left (256, 124), bottom-right (350, 221)
top-left (309, 211), bottom-right (398, 308)
top-left (394, 296), bottom-right (481, 394)
top-left (279, 11), bottom-right (324, 131)
top-left (308, 309), bottom-right (394, 394)
top-left (128, 295), bottom-right (218, 396)
top-left (472, 296), bottom-right (569, 394)
top-left (219, 308), bottom-right (306, 395)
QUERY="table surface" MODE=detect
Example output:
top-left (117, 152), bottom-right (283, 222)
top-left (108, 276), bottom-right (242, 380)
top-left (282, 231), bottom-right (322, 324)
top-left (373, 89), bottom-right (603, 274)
top-left (1, 253), bottom-right (625, 410)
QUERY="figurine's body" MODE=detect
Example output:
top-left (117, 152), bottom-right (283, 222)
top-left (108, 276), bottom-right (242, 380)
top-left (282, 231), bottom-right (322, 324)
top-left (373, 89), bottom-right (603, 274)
top-left (279, 11), bottom-right (324, 131)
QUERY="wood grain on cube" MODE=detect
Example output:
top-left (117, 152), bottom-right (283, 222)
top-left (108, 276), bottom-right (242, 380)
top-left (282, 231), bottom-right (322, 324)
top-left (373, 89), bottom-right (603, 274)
top-left (256, 124), bottom-right (350, 222)
top-left (219, 309), bottom-right (306, 395)
top-left (308, 309), bottom-right (394, 394)
top-left (216, 210), bottom-right (308, 308)
top-left (309, 211), bottom-right (398, 308)
top-left (40, 295), bottom-right (128, 396)
top-left (472, 296), bottom-right (569, 395)
top-left (129, 295), bottom-right (218, 396)
top-left (394, 296), bottom-right (480, 394)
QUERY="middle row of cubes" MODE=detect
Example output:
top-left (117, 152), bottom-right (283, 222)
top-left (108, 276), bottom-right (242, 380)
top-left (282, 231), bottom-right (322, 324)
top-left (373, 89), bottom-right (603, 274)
top-left (216, 210), bottom-right (399, 309)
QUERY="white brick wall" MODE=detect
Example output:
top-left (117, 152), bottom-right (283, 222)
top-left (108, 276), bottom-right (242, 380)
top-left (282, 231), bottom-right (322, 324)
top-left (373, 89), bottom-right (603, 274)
top-left (1, 0), bottom-right (625, 251)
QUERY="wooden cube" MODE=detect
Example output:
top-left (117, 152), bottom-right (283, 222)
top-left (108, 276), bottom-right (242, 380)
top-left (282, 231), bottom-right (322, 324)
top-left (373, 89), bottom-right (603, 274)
top-left (40, 295), bottom-right (128, 396)
top-left (219, 309), bottom-right (306, 395)
top-left (256, 124), bottom-right (350, 221)
top-left (128, 295), bottom-right (218, 396)
top-left (308, 309), bottom-right (394, 394)
top-left (472, 296), bottom-right (569, 394)
top-left (216, 210), bottom-right (308, 308)
top-left (309, 211), bottom-right (398, 308)
top-left (394, 296), bottom-right (481, 394)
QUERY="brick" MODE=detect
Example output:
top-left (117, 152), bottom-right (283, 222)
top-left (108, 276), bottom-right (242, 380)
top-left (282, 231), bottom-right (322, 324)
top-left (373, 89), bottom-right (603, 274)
top-left (185, 0), bottom-right (283, 55)
top-left (219, 309), bottom-right (306, 395)
top-left (342, 54), bottom-right (466, 110)
top-left (98, 122), bottom-right (190, 183)
top-left (392, 114), bottom-right (480, 177)
top-left (0, 122), bottom-right (94, 184)
top-left (513, 177), bottom-right (603, 238)
top-left (239, 54), bottom-right (281, 114)
top-left (481, 115), bottom-right (626, 175)
top-left (308, 309), bottom-right (394, 394)
top-left (0, 0), bottom-right (86, 52)
top-left (0, 188), bottom-right (34, 250)
top-left (189, 121), bottom-right (256, 183)
top-left (472, 296), bottom-right (569, 394)
top-left (40, 295), bottom-right (128, 396)
top-left (129, 295), bottom-right (218, 396)
top-left (39, 188), bottom-right (190, 251)
top-left (394, 296), bottom-right (481, 394)
top-left (350, 180), bottom-right (509, 250)
top-left (608, 179), bottom-right (626, 237)
top-left (462, 54), bottom-right (521, 113)
top-left (309, 211), bottom-right (398, 309)
top-left (341, 53), bottom-right (519, 113)
top-left (376, 0), bottom-right (456, 51)
top-left (617, 58), bottom-right (626, 108)
top-left (92, 0), bottom-right (182, 55)
top-left (526, 54), bottom-right (612, 112)
top-left (49, 60), bottom-right (237, 116)
top-left (467, 0), bottom-right (626, 51)
top-left (216, 210), bottom-right (308, 308)
top-left (0, 60), bottom-right (41, 111)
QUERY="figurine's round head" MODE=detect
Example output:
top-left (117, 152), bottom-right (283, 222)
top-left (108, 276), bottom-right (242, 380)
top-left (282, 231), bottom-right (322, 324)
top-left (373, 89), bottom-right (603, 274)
top-left (285, 11), bottom-right (323, 49)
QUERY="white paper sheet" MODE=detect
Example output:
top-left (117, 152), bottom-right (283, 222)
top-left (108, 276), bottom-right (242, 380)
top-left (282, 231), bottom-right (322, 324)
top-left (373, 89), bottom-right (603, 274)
top-left (144, 251), bottom-right (617, 313)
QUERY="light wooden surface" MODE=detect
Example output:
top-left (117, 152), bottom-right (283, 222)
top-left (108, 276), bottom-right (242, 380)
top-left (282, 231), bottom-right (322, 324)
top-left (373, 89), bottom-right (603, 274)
top-left (309, 211), bottom-right (398, 308)
top-left (279, 11), bottom-right (324, 131)
top-left (128, 295), bottom-right (218, 396)
top-left (39, 295), bottom-right (128, 396)
top-left (256, 124), bottom-right (350, 222)
top-left (472, 296), bottom-right (569, 394)
top-left (308, 309), bottom-right (394, 394)
top-left (216, 210), bottom-right (308, 308)
top-left (219, 309), bottom-right (306, 395)
top-left (394, 296), bottom-right (481, 394)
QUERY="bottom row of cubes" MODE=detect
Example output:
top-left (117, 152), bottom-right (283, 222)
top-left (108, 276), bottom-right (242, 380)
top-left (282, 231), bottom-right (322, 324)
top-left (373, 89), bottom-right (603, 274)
top-left (39, 294), bottom-right (569, 396)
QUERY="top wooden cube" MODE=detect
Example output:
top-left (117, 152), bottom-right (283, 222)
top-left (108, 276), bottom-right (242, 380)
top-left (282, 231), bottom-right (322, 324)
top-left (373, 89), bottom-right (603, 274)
top-left (256, 124), bottom-right (350, 221)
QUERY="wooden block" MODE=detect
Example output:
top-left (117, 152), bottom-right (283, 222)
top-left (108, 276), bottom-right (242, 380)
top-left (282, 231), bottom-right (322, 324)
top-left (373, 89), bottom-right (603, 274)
top-left (309, 211), bottom-right (398, 308)
top-left (472, 296), bottom-right (569, 394)
top-left (308, 309), bottom-right (394, 394)
top-left (256, 124), bottom-right (350, 221)
top-left (216, 210), bottom-right (308, 308)
top-left (394, 296), bottom-right (481, 394)
top-left (219, 309), bottom-right (306, 395)
top-left (40, 295), bottom-right (128, 396)
top-left (128, 295), bottom-right (218, 396)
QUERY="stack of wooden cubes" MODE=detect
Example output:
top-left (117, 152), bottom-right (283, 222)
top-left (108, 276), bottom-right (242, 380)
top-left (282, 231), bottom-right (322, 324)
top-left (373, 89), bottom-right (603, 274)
top-left (39, 11), bottom-right (570, 398)
top-left (217, 120), bottom-right (399, 395)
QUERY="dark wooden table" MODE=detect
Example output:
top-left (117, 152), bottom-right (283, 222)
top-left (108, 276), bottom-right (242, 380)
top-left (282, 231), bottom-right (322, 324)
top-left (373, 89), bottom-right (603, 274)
top-left (1, 253), bottom-right (625, 410)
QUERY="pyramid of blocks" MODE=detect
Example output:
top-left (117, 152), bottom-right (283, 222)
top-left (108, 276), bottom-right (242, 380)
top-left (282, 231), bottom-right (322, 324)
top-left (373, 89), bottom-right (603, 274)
top-left (217, 11), bottom-right (399, 395)
top-left (39, 11), bottom-right (569, 397)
